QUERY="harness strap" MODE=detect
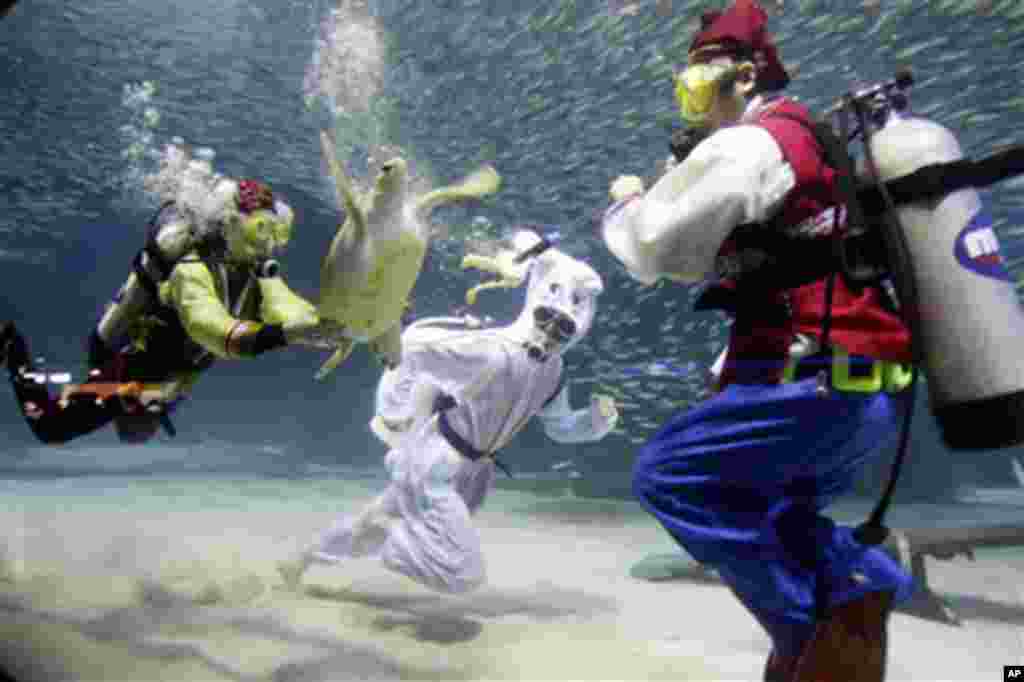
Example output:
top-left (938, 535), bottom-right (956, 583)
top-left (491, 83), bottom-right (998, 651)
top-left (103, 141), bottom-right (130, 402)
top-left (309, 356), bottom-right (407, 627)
top-left (857, 144), bottom-right (1024, 215)
top-left (131, 249), bottom-right (163, 300)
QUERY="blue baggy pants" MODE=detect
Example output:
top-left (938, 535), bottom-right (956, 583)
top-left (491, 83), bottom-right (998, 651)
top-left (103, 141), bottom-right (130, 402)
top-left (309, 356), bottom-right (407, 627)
top-left (633, 377), bottom-right (915, 658)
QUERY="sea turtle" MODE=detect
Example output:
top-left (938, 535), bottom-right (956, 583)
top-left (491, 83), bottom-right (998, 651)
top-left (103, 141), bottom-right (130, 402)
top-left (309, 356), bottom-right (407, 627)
top-left (315, 131), bottom-right (501, 379)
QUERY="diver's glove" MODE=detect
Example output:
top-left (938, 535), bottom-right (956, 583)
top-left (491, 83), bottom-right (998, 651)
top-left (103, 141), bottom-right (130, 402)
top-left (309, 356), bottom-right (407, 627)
top-left (226, 318), bottom-right (347, 356)
top-left (669, 128), bottom-right (708, 164)
top-left (609, 175), bottom-right (645, 203)
top-left (227, 322), bottom-right (289, 357)
top-left (588, 393), bottom-right (620, 439)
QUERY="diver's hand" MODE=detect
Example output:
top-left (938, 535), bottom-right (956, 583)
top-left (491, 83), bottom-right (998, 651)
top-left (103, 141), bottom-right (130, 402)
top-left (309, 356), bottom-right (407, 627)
top-left (669, 128), bottom-right (708, 164)
top-left (284, 318), bottom-right (348, 350)
top-left (589, 394), bottom-right (619, 439)
top-left (609, 175), bottom-right (644, 203)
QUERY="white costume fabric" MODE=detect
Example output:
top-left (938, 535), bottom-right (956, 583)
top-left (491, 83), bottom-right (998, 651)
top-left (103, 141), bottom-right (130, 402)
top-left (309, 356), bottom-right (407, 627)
top-left (602, 96), bottom-right (797, 285)
top-left (299, 234), bottom-right (617, 594)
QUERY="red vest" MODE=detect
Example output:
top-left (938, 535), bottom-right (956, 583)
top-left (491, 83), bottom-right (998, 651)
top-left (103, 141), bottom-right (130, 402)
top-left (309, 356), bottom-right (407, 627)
top-left (716, 98), bottom-right (912, 387)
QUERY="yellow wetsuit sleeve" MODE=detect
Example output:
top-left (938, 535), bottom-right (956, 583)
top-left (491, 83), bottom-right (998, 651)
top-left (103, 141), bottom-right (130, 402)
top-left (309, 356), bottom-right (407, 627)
top-left (257, 277), bottom-right (319, 327)
top-left (158, 260), bottom-right (239, 359)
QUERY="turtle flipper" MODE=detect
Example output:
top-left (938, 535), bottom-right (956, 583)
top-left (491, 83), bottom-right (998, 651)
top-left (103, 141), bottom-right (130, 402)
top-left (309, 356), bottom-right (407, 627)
top-left (369, 322), bottom-right (403, 369)
top-left (414, 165), bottom-right (501, 218)
top-left (320, 131), bottom-right (366, 241)
top-left (314, 337), bottom-right (356, 381)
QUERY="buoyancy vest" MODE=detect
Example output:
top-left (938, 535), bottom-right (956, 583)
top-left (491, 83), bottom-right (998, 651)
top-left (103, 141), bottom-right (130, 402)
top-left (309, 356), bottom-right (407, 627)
top-left (92, 203), bottom-right (259, 381)
top-left (698, 98), bottom-right (912, 387)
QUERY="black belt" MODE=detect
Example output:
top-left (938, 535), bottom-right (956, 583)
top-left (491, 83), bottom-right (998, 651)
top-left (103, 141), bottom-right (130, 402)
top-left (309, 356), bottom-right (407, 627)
top-left (434, 393), bottom-right (513, 477)
top-left (436, 409), bottom-right (487, 461)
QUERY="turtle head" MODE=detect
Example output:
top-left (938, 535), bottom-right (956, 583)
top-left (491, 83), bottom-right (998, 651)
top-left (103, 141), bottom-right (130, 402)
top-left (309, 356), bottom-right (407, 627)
top-left (374, 158), bottom-right (408, 198)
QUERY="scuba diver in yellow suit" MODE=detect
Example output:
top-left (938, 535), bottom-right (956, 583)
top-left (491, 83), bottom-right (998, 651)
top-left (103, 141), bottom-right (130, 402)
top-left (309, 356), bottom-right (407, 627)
top-left (1, 171), bottom-right (340, 445)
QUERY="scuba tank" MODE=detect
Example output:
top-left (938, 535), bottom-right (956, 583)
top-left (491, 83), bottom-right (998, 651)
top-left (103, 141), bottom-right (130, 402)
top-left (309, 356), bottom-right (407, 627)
top-left (763, 70), bottom-right (1024, 546)
top-left (94, 203), bottom-right (195, 357)
top-left (853, 87), bottom-right (1024, 451)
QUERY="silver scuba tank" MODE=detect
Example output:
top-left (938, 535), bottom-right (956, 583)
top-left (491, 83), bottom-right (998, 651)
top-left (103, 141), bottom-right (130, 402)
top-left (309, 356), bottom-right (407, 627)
top-left (96, 209), bottom-right (197, 349)
top-left (862, 113), bottom-right (1024, 450)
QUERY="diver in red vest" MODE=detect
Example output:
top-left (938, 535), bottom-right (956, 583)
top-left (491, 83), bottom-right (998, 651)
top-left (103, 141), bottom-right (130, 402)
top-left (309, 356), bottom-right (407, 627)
top-left (602, 2), bottom-right (914, 680)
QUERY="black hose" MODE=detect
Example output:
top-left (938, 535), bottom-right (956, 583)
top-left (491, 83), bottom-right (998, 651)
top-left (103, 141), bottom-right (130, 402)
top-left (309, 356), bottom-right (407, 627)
top-left (851, 101), bottom-right (923, 547)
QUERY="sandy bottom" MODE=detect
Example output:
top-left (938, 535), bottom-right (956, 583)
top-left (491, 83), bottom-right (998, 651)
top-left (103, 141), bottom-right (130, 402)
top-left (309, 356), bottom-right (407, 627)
top-left (0, 475), bottom-right (1020, 681)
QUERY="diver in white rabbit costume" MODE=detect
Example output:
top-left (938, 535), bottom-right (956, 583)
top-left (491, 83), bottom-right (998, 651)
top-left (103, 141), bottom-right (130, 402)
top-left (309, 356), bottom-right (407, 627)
top-left (278, 229), bottom-right (619, 594)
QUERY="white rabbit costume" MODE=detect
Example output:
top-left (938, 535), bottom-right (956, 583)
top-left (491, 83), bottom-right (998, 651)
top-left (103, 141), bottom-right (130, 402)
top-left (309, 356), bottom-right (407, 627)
top-left (279, 231), bottom-right (618, 594)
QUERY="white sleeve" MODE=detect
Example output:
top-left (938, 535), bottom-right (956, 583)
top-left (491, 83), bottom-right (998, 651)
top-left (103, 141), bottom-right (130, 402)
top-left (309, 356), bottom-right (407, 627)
top-left (374, 365), bottom-right (439, 425)
top-left (602, 124), bottom-right (796, 284)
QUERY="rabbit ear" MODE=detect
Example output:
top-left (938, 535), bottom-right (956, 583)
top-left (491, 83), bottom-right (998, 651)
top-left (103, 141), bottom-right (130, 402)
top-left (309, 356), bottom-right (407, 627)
top-left (510, 228), bottom-right (544, 254)
top-left (529, 248), bottom-right (561, 284)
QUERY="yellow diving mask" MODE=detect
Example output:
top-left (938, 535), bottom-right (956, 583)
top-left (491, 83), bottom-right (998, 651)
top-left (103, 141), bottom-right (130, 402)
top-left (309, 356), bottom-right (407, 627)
top-left (226, 201), bottom-right (295, 263)
top-left (674, 61), bottom-right (734, 125)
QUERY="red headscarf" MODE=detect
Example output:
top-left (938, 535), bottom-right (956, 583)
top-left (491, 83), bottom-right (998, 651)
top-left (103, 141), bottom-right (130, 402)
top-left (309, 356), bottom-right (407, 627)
top-left (236, 179), bottom-right (275, 214)
top-left (689, 0), bottom-right (790, 92)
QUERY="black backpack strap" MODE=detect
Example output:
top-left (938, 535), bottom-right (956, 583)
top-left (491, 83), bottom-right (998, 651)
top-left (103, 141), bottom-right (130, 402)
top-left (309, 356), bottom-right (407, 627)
top-left (132, 202), bottom-right (181, 299)
top-left (761, 109), bottom-right (890, 289)
top-left (857, 144), bottom-right (1024, 214)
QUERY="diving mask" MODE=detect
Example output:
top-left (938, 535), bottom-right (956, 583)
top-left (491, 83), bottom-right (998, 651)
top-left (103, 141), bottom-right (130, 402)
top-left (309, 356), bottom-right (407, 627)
top-left (226, 200), bottom-right (294, 263)
top-left (523, 305), bottom-right (577, 362)
top-left (674, 61), bottom-right (735, 125)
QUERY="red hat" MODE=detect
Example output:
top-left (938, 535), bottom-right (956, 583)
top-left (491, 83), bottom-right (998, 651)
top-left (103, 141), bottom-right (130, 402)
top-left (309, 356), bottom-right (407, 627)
top-left (689, 0), bottom-right (790, 92)
top-left (236, 179), bottom-right (275, 214)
